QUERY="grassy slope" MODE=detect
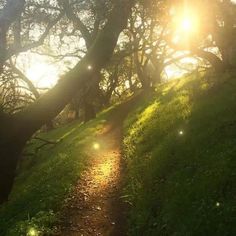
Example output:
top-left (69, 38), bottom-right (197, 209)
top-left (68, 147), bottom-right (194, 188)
top-left (0, 108), bottom-right (112, 236)
top-left (123, 72), bottom-right (236, 236)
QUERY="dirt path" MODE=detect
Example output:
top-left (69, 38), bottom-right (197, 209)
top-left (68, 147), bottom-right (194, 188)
top-left (56, 113), bottom-right (130, 235)
top-left (56, 96), bottom-right (142, 236)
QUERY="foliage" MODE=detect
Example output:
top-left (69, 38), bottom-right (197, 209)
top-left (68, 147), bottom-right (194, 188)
top-left (123, 72), bottom-right (236, 235)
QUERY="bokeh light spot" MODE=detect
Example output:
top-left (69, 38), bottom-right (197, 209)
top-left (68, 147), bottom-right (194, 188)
top-left (179, 130), bottom-right (184, 136)
top-left (27, 228), bottom-right (38, 236)
top-left (93, 142), bottom-right (100, 150)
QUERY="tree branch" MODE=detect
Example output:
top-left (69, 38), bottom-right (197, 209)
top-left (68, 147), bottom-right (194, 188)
top-left (14, 0), bottom-right (134, 140)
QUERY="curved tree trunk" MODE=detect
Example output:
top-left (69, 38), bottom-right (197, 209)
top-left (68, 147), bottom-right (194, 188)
top-left (193, 49), bottom-right (225, 73)
top-left (0, 0), bottom-right (133, 203)
top-left (9, 63), bottom-right (54, 131)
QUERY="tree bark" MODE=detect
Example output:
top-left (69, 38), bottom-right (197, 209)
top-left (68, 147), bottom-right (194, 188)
top-left (0, 0), bottom-right (133, 203)
top-left (134, 52), bottom-right (151, 90)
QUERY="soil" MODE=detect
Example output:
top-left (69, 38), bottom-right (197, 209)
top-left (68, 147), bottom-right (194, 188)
top-left (55, 97), bottom-right (141, 236)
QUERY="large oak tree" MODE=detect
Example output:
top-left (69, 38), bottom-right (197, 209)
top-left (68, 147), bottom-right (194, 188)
top-left (0, 0), bottom-right (134, 204)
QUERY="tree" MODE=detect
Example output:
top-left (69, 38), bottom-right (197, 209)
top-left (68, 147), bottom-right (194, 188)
top-left (0, 0), bottom-right (134, 204)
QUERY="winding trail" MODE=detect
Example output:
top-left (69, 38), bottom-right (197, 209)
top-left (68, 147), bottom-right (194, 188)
top-left (56, 98), bottom-right (140, 236)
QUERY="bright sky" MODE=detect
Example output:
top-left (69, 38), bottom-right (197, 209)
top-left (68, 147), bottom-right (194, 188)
top-left (26, 62), bottom-right (59, 88)
top-left (17, 0), bottom-right (230, 89)
top-left (165, 58), bottom-right (198, 79)
top-left (17, 53), bottom-right (60, 89)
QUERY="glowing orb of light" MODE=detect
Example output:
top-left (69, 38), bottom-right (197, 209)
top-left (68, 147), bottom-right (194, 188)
top-left (87, 65), bottom-right (92, 70)
top-left (27, 228), bottom-right (38, 236)
top-left (179, 130), bottom-right (184, 136)
top-left (216, 202), bottom-right (220, 207)
top-left (93, 142), bottom-right (100, 150)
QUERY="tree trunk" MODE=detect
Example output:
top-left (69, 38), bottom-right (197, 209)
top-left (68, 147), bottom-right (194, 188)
top-left (0, 113), bottom-right (28, 203)
top-left (193, 49), bottom-right (225, 73)
top-left (84, 102), bottom-right (96, 122)
top-left (0, 0), bottom-right (133, 204)
top-left (134, 52), bottom-right (151, 90)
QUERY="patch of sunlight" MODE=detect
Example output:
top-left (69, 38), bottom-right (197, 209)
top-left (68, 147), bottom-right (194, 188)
top-left (139, 102), bottom-right (160, 123)
top-left (129, 102), bottom-right (160, 137)
top-left (89, 158), bottom-right (118, 195)
top-left (100, 162), bottom-right (112, 179)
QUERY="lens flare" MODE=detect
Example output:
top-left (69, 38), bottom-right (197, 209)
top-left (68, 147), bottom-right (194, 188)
top-left (87, 65), bottom-right (92, 70)
top-left (181, 18), bottom-right (192, 31)
top-left (179, 130), bottom-right (184, 136)
top-left (171, 5), bottom-right (200, 42)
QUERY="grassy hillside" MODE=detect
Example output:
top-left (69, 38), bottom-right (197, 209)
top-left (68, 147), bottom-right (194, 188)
top-left (0, 108), bottom-right (112, 236)
top-left (123, 72), bottom-right (236, 235)
top-left (1, 71), bottom-right (236, 236)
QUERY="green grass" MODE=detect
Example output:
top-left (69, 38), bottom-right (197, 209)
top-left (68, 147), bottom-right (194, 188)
top-left (123, 72), bottom-right (236, 235)
top-left (1, 72), bottom-right (236, 236)
top-left (0, 107), bottom-right (113, 236)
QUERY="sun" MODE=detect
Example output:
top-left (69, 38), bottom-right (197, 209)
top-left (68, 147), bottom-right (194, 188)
top-left (171, 7), bottom-right (200, 46)
top-left (177, 13), bottom-right (199, 35)
top-left (171, 4), bottom-right (200, 36)
top-left (181, 18), bottom-right (192, 32)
